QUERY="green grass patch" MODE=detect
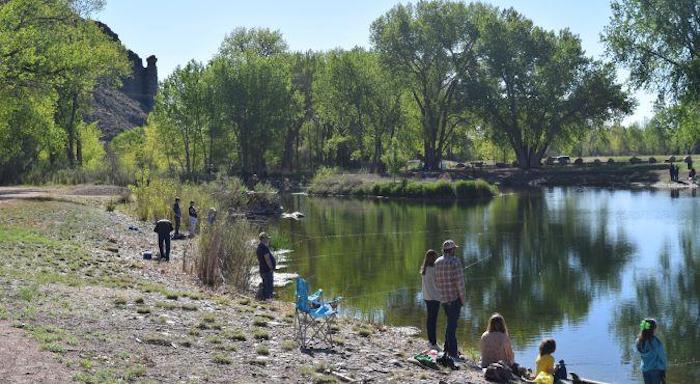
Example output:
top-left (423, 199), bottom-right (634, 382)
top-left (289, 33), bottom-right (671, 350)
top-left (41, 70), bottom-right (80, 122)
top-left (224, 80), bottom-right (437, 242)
top-left (256, 344), bottom-right (269, 355)
top-left (223, 329), bottom-right (247, 341)
top-left (211, 354), bottom-right (232, 365)
top-left (253, 328), bottom-right (270, 340)
top-left (308, 172), bottom-right (497, 200)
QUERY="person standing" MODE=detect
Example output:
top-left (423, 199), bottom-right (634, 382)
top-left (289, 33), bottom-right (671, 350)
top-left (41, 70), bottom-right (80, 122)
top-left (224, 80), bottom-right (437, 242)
top-left (637, 318), bottom-right (667, 384)
top-left (434, 239), bottom-right (466, 361)
top-left (188, 201), bottom-right (198, 237)
top-left (153, 219), bottom-right (173, 262)
top-left (421, 249), bottom-right (440, 351)
top-left (173, 197), bottom-right (182, 237)
top-left (256, 232), bottom-right (276, 300)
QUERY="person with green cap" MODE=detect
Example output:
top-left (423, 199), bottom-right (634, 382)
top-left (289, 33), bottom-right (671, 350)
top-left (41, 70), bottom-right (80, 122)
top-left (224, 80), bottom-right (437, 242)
top-left (636, 318), bottom-right (667, 384)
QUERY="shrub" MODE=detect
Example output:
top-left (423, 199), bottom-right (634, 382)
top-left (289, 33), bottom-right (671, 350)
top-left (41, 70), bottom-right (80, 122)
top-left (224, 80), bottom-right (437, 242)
top-left (196, 220), bottom-right (255, 291)
top-left (454, 179), bottom-right (496, 199)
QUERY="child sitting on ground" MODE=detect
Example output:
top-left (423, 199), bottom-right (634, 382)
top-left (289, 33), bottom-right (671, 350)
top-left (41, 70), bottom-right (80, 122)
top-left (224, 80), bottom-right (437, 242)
top-left (533, 338), bottom-right (557, 384)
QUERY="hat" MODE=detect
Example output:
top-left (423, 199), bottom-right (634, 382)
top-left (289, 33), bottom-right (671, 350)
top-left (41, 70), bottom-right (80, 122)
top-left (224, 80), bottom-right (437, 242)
top-left (259, 232), bottom-right (270, 240)
top-left (442, 239), bottom-right (458, 251)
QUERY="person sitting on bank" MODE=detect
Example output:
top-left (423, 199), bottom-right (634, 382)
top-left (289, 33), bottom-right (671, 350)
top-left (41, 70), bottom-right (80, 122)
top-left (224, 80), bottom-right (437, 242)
top-left (256, 232), bottom-right (276, 300)
top-left (188, 201), bottom-right (198, 237)
top-left (479, 313), bottom-right (515, 368)
top-left (421, 249), bottom-right (441, 351)
top-left (153, 219), bottom-right (173, 262)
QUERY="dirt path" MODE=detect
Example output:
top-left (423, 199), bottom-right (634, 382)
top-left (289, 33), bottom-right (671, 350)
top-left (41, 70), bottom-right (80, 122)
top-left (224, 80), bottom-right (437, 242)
top-left (0, 321), bottom-right (74, 383)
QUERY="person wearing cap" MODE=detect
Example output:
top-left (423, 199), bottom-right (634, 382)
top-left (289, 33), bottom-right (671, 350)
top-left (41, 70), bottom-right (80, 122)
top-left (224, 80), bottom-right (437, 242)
top-left (153, 218), bottom-right (174, 262)
top-left (256, 232), bottom-right (276, 300)
top-left (188, 201), bottom-right (198, 237)
top-left (173, 198), bottom-right (182, 237)
top-left (434, 239), bottom-right (466, 361)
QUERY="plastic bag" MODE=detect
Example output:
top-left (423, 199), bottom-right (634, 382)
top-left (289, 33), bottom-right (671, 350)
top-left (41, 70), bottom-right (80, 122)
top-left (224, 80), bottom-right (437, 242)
top-left (533, 371), bottom-right (554, 384)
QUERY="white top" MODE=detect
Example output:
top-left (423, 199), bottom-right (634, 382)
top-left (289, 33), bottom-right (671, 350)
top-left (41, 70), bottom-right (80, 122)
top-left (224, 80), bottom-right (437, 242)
top-left (422, 266), bottom-right (440, 301)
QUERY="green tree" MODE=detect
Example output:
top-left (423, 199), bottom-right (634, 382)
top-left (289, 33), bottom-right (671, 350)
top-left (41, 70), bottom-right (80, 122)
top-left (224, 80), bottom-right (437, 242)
top-left (152, 60), bottom-right (209, 177)
top-left (604, 0), bottom-right (700, 100)
top-left (470, 6), bottom-right (631, 168)
top-left (371, 0), bottom-right (479, 171)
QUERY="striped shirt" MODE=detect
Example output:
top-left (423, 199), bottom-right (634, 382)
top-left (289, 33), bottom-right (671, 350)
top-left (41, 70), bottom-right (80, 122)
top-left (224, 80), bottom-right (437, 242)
top-left (434, 254), bottom-right (465, 304)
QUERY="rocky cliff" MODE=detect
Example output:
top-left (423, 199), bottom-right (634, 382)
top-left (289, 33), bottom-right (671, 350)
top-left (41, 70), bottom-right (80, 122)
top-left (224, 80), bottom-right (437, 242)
top-left (86, 22), bottom-right (157, 140)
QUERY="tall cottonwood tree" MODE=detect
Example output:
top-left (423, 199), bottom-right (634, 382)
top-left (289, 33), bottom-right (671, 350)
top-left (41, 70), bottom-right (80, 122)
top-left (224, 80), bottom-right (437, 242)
top-left (470, 6), bottom-right (631, 168)
top-left (371, 1), bottom-right (479, 171)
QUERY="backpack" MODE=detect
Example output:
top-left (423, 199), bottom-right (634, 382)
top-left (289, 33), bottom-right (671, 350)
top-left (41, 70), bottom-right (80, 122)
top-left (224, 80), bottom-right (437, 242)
top-left (554, 359), bottom-right (567, 381)
top-left (484, 361), bottom-right (514, 383)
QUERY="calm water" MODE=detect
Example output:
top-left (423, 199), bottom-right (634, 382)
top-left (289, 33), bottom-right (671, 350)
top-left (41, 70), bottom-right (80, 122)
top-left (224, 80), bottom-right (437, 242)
top-left (274, 188), bottom-right (700, 383)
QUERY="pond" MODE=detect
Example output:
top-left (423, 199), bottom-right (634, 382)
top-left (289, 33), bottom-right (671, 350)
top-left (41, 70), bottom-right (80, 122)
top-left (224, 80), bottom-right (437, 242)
top-left (274, 188), bottom-right (700, 383)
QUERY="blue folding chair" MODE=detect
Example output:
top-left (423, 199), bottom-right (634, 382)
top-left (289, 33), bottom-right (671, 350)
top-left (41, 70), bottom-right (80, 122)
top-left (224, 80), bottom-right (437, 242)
top-left (294, 277), bottom-right (342, 349)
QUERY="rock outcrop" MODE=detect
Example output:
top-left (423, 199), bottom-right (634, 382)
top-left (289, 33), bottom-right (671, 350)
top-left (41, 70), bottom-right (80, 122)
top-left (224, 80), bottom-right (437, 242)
top-left (86, 22), bottom-right (157, 140)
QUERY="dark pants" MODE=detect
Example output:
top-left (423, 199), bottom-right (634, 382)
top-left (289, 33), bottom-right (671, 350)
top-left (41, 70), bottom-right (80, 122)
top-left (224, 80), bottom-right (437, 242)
top-left (174, 216), bottom-right (181, 235)
top-left (642, 369), bottom-right (665, 384)
top-left (261, 271), bottom-right (274, 300)
top-left (158, 233), bottom-right (171, 261)
top-left (425, 300), bottom-right (440, 345)
top-left (442, 299), bottom-right (462, 357)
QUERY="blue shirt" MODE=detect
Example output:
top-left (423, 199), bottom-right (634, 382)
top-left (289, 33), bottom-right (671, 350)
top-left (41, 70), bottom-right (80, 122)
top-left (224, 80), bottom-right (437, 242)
top-left (637, 336), bottom-right (667, 372)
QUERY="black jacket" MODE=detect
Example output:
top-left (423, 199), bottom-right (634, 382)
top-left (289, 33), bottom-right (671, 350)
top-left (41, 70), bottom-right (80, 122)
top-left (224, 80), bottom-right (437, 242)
top-left (154, 219), bottom-right (174, 235)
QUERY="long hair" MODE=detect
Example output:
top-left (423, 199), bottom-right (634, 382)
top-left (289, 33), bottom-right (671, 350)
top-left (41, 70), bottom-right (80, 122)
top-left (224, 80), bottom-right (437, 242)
top-left (487, 313), bottom-right (509, 335)
top-left (636, 318), bottom-right (657, 350)
top-left (421, 249), bottom-right (438, 275)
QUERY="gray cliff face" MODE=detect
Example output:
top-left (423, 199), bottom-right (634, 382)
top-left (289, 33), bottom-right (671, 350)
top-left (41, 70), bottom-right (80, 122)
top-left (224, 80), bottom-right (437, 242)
top-left (87, 21), bottom-right (158, 140)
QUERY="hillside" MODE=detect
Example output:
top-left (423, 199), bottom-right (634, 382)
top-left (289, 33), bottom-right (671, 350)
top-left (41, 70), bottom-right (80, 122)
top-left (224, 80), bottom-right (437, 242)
top-left (86, 22), bottom-right (158, 140)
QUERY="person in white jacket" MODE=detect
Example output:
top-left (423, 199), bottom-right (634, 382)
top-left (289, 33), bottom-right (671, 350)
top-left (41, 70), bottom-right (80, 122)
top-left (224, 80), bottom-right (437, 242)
top-left (421, 249), bottom-right (441, 351)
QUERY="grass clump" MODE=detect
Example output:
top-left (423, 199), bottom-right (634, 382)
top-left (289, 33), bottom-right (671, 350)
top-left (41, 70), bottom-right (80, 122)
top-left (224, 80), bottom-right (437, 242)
top-left (281, 339), bottom-right (297, 351)
top-left (256, 345), bottom-right (270, 355)
top-left (211, 354), bottom-right (232, 365)
top-left (253, 328), bottom-right (270, 340)
top-left (196, 220), bottom-right (256, 292)
top-left (223, 329), bottom-right (247, 341)
top-left (143, 333), bottom-right (171, 346)
top-left (253, 317), bottom-right (268, 327)
top-left (124, 365), bottom-right (147, 380)
top-left (136, 306), bottom-right (151, 314)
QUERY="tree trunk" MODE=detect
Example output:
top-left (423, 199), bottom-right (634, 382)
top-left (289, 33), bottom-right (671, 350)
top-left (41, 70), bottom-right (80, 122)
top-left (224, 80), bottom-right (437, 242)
top-left (76, 134), bottom-right (82, 166)
top-left (65, 92), bottom-right (79, 167)
top-left (515, 145), bottom-right (545, 170)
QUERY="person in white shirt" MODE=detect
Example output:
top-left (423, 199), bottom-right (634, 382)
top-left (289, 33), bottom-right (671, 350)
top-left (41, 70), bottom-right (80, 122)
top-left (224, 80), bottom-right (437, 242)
top-left (421, 249), bottom-right (440, 351)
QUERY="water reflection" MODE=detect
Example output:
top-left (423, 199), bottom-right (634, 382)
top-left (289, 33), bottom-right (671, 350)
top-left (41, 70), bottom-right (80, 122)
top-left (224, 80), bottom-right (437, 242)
top-left (276, 188), bottom-right (699, 383)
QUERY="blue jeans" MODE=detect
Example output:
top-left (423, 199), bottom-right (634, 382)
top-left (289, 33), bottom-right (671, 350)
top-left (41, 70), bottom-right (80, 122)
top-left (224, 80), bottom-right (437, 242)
top-left (642, 369), bottom-right (665, 384)
top-left (442, 299), bottom-right (462, 357)
top-left (425, 300), bottom-right (440, 346)
top-left (261, 271), bottom-right (274, 300)
top-left (158, 233), bottom-right (170, 260)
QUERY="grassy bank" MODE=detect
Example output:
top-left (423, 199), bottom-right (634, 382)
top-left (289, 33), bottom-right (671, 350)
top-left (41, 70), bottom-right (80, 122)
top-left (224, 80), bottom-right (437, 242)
top-left (0, 194), bottom-right (489, 383)
top-left (308, 171), bottom-right (498, 200)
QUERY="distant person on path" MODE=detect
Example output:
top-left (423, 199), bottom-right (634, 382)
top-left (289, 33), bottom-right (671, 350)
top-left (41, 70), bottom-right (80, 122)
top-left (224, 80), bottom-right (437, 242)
top-left (421, 249), bottom-right (441, 351)
top-left (188, 201), bottom-right (198, 236)
top-left (153, 219), bottom-right (173, 262)
top-left (173, 197), bottom-right (182, 237)
top-left (256, 232), bottom-right (276, 300)
top-left (637, 318), bottom-right (667, 384)
top-left (479, 313), bottom-right (515, 368)
top-left (207, 207), bottom-right (217, 225)
top-left (434, 239), bottom-right (466, 361)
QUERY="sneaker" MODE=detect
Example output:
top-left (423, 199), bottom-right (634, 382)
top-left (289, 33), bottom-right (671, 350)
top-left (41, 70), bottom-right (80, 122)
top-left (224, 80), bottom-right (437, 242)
top-left (450, 355), bottom-right (467, 364)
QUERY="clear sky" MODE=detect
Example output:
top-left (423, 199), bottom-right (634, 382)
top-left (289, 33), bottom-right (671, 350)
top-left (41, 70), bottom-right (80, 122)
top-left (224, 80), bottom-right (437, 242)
top-left (96, 0), bottom-right (654, 124)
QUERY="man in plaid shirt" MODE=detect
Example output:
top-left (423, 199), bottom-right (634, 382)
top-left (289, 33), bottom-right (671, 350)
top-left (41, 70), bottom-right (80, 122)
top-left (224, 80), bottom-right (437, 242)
top-left (434, 239), bottom-right (465, 360)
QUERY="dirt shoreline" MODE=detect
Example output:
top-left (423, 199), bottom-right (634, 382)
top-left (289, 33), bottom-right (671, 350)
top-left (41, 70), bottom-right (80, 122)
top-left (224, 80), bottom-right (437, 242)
top-left (0, 191), bottom-right (491, 383)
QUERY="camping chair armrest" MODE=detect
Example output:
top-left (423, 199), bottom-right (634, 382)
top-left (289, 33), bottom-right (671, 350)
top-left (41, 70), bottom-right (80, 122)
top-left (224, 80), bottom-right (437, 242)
top-left (308, 289), bottom-right (323, 303)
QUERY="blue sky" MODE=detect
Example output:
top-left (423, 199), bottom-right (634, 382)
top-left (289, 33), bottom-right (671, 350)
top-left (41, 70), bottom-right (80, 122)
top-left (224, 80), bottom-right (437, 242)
top-left (96, 0), bottom-right (654, 123)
